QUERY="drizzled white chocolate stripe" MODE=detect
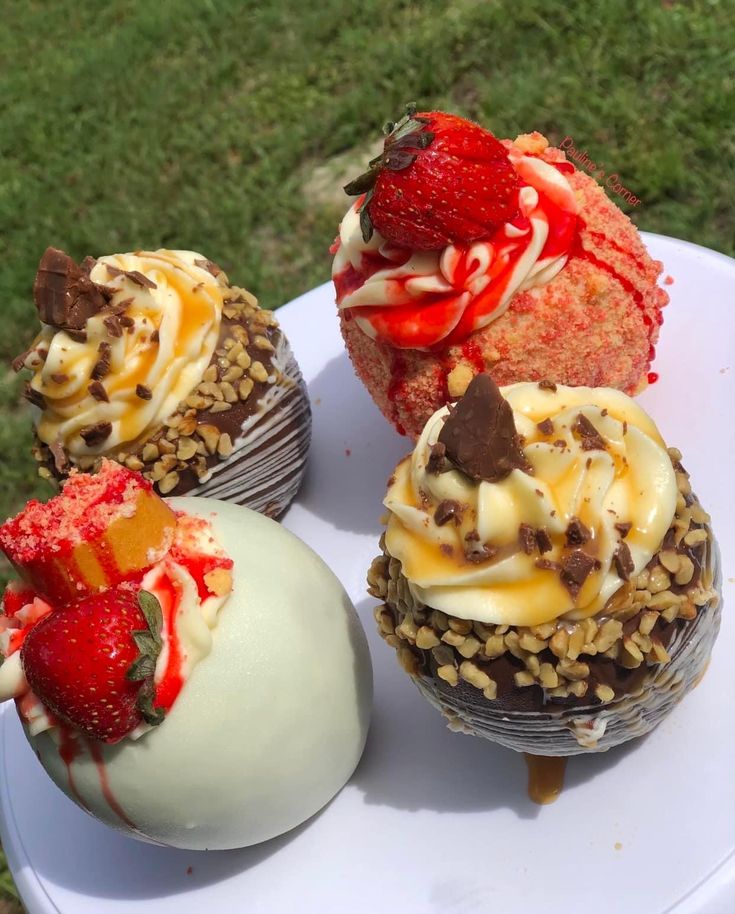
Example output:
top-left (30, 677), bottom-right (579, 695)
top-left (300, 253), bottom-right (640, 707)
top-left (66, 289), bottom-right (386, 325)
top-left (187, 336), bottom-right (311, 515)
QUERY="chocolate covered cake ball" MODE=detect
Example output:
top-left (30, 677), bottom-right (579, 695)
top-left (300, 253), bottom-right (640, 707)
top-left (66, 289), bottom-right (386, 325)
top-left (369, 375), bottom-right (720, 756)
top-left (15, 248), bottom-right (311, 517)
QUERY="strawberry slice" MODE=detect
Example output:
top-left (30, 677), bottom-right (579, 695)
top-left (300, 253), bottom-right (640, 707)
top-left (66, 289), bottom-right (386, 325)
top-left (345, 105), bottom-right (520, 251)
top-left (21, 588), bottom-right (165, 743)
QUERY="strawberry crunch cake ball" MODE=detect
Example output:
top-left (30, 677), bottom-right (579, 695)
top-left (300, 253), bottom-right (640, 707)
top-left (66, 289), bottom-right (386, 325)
top-left (369, 375), bottom-right (720, 760)
top-left (333, 107), bottom-right (668, 439)
top-left (15, 247), bottom-right (311, 517)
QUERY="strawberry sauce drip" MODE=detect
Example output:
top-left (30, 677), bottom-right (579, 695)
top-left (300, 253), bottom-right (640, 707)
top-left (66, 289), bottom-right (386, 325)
top-left (460, 339), bottom-right (486, 373)
top-left (86, 739), bottom-right (137, 829)
top-left (57, 726), bottom-right (91, 813)
top-left (149, 569), bottom-right (185, 713)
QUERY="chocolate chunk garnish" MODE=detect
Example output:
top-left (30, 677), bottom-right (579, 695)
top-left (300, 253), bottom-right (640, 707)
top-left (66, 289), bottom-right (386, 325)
top-left (572, 413), bottom-right (606, 451)
top-left (136, 384), bottom-right (153, 400)
top-left (538, 380), bottom-right (557, 392)
top-left (120, 315), bottom-right (135, 328)
top-left (79, 421), bottom-right (112, 447)
top-left (33, 247), bottom-right (113, 332)
top-left (24, 383), bottom-right (46, 409)
top-left (11, 346), bottom-right (35, 373)
top-left (615, 522), bottom-right (632, 539)
top-left (466, 543), bottom-right (498, 564)
top-left (104, 314), bottom-right (123, 338)
top-left (426, 440), bottom-right (447, 474)
top-left (150, 329), bottom-right (160, 343)
top-left (48, 440), bottom-right (69, 474)
top-left (519, 523), bottom-right (536, 554)
top-left (536, 528), bottom-right (553, 554)
top-left (553, 439), bottom-right (567, 448)
top-left (125, 270), bottom-right (157, 289)
top-left (88, 381), bottom-right (109, 402)
top-left (464, 529), bottom-right (480, 543)
top-left (434, 499), bottom-right (462, 527)
top-left (536, 418), bottom-right (554, 436)
top-left (194, 257), bottom-right (224, 278)
top-left (50, 373), bottom-right (68, 385)
top-left (614, 542), bottom-right (635, 581)
top-left (566, 517), bottom-right (591, 546)
top-left (439, 544), bottom-right (453, 557)
top-left (105, 264), bottom-right (124, 278)
top-left (560, 550), bottom-right (596, 596)
top-left (535, 558), bottom-right (560, 571)
top-left (91, 342), bottom-right (112, 380)
top-left (437, 374), bottom-right (531, 483)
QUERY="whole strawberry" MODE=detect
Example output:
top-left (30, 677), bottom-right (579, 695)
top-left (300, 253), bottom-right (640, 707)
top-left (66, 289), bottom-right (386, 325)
top-left (344, 104), bottom-right (520, 250)
top-left (21, 588), bottom-right (164, 743)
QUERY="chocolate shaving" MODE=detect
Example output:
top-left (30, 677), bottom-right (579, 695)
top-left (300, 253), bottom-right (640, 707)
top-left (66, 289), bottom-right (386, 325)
top-left (536, 418), bottom-right (554, 436)
top-left (434, 499), bottom-right (462, 527)
top-left (136, 384), bottom-right (153, 400)
top-left (572, 413), bottom-right (606, 451)
top-left (105, 264), bottom-right (124, 278)
top-left (91, 342), bottom-right (112, 380)
top-left (79, 421), bottom-right (112, 447)
top-left (538, 380), bottom-right (557, 392)
top-left (66, 328), bottom-right (88, 343)
top-left (465, 543), bottom-right (498, 564)
top-left (566, 517), bottom-right (591, 546)
top-left (439, 544), bottom-right (453, 558)
top-left (125, 270), bottom-right (157, 289)
top-left (150, 329), bottom-right (160, 343)
top-left (535, 558), bottom-right (560, 571)
top-left (560, 550), bottom-right (596, 596)
top-left (553, 439), bottom-right (567, 448)
top-left (48, 440), bottom-right (70, 474)
top-left (104, 314), bottom-right (123, 338)
top-left (519, 523), bottom-right (536, 554)
top-left (88, 381), bottom-right (109, 402)
top-left (536, 528), bottom-right (553, 554)
top-left (50, 373), bottom-right (68, 384)
top-left (615, 522), bottom-right (632, 539)
top-left (11, 347), bottom-right (34, 373)
top-left (437, 374), bottom-right (531, 483)
top-left (120, 315), bottom-right (135, 328)
top-left (426, 440), bottom-right (447, 474)
top-left (194, 257), bottom-right (224, 278)
top-left (464, 529), bottom-right (480, 543)
top-left (33, 247), bottom-right (113, 331)
top-left (24, 383), bottom-right (46, 409)
top-left (614, 542), bottom-right (635, 580)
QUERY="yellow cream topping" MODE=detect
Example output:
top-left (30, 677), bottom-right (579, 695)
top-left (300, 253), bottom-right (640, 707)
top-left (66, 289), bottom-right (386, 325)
top-left (27, 250), bottom-right (226, 456)
top-left (384, 383), bottom-right (677, 626)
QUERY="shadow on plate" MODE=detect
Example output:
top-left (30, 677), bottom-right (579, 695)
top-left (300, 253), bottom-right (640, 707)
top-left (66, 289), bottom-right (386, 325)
top-left (298, 352), bottom-right (407, 534)
top-left (351, 598), bottom-right (644, 820)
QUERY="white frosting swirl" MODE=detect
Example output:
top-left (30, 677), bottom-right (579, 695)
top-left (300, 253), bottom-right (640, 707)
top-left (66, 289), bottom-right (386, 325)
top-left (27, 250), bottom-right (226, 456)
top-left (384, 383), bottom-right (677, 626)
top-left (332, 150), bottom-right (578, 349)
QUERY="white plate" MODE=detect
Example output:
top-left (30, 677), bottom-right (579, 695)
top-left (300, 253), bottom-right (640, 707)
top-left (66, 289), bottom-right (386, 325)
top-left (1, 234), bottom-right (733, 914)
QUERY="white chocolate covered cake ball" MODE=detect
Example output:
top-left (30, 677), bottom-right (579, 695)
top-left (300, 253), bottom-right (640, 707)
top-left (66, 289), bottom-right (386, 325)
top-left (0, 467), bottom-right (372, 849)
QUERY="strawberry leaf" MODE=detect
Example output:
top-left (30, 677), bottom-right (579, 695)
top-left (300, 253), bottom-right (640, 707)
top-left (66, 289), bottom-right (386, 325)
top-left (126, 654), bottom-right (157, 682)
top-left (137, 590), bottom-right (163, 645)
top-left (136, 679), bottom-right (165, 727)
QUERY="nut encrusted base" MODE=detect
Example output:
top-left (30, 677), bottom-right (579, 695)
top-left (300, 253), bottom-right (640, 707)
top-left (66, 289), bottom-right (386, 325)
top-left (369, 453), bottom-right (721, 754)
top-left (34, 286), bottom-right (311, 518)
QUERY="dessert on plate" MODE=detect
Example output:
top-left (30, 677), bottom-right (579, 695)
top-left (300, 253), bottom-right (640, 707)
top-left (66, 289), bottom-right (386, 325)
top-left (332, 107), bottom-right (668, 438)
top-left (0, 460), bottom-right (372, 849)
top-left (14, 247), bottom-right (311, 517)
top-left (368, 375), bottom-right (720, 759)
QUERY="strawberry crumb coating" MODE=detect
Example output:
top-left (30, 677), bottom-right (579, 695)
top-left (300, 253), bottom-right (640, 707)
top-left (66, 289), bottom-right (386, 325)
top-left (0, 460), bottom-right (176, 603)
top-left (337, 135), bottom-right (668, 440)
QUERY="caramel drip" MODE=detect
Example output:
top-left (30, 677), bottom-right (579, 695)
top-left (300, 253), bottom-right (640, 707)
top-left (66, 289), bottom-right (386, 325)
top-left (523, 753), bottom-right (566, 805)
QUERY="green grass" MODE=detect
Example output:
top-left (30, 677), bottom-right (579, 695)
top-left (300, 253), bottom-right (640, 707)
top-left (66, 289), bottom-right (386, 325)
top-left (0, 0), bottom-right (733, 904)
